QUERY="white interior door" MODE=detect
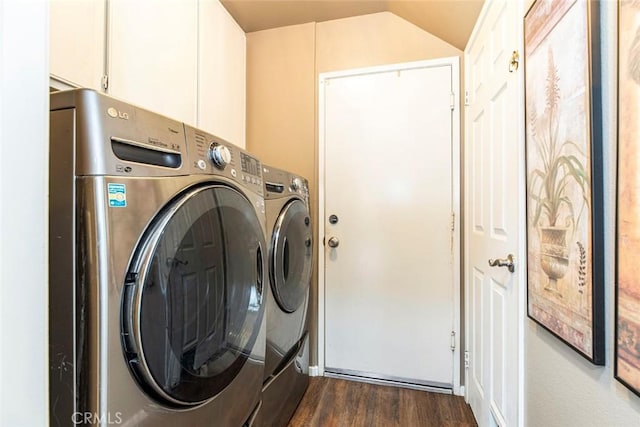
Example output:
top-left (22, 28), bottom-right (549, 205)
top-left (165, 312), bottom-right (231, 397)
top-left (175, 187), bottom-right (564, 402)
top-left (465, 0), bottom-right (523, 425)
top-left (320, 59), bottom-right (460, 390)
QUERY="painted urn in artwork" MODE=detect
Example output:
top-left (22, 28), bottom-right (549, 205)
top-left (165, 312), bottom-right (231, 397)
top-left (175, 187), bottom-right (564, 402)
top-left (539, 226), bottom-right (569, 294)
top-left (528, 49), bottom-right (589, 296)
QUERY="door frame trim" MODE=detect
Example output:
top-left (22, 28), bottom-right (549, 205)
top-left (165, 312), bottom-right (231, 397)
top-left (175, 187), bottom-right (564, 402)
top-left (317, 57), bottom-right (462, 394)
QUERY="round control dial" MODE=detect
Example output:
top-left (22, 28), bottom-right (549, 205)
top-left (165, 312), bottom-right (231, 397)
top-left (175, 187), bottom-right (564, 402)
top-left (208, 143), bottom-right (231, 169)
top-left (291, 177), bottom-right (303, 191)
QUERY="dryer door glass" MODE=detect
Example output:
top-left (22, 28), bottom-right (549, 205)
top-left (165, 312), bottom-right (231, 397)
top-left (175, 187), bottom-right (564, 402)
top-left (270, 199), bottom-right (313, 313)
top-left (122, 184), bottom-right (265, 407)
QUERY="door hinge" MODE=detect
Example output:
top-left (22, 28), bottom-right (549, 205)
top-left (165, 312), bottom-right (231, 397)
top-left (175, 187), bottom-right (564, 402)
top-left (509, 50), bottom-right (520, 73)
top-left (450, 331), bottom-right (456, 351)
top-left (101, 74), bottom-right (109, 91)
top-left (451, 212), bottom-right (455, 232)
top-left (464, 351), bottom-right (470, 368)
top-left (464, 90), bottom-right (470, 106)
top-left (450, 93), bottom-right (455, 110)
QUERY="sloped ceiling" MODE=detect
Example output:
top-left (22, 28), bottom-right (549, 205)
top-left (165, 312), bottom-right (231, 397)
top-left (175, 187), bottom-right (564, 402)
top-left (220, 0), bottom-right (484, 50)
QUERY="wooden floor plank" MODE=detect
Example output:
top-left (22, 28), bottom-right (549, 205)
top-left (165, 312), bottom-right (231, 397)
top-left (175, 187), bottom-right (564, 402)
top-left (288, 377), bottom-right (477, 427)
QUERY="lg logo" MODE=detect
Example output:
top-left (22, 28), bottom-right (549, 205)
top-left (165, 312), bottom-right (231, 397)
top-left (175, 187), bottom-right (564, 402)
top-left (72, 412), bottom-right (123, 425)
top-left (107, 107), bottom-right (129, 120)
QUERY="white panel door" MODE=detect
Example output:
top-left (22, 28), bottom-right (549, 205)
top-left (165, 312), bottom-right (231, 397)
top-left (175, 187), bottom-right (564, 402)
top-left (50, 0), bottom-right (106, 90)
top-left (322, 61), bottom-right (458, 389)
top-left (198, 0), bottom-right (246, 147)
top-left (108, 0), bottom-right (197, 125)
top-left (465, 0), bottom-right (522, 425)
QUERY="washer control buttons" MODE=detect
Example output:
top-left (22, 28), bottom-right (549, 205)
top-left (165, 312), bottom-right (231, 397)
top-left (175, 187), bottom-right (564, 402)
top-left (196, 159), bottom-right (206, 170)
top-left (208, 143), bottom-right (231, 169)
top-left (230, 168), bottom-right (237, 177)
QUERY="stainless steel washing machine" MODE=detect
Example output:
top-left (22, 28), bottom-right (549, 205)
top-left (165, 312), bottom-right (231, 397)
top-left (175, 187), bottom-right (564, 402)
top-left (259, 165), bottom-right (313, 427)
top-left (49, 89), bottom-right (267, 426)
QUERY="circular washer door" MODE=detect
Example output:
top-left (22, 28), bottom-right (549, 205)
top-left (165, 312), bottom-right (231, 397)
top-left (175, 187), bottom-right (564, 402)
top-left (121, 184), bottom-right (265, 407)
top-left (270, 199), bottom-right (313, 313)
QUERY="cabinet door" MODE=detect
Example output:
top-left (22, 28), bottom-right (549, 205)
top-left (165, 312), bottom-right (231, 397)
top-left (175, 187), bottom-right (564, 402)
top-left (108, 0), bottom-right (198, 125)
top-left (50, 0), bottom-right (106, 90)
top-left (198, 0), bottom-right (246, 148)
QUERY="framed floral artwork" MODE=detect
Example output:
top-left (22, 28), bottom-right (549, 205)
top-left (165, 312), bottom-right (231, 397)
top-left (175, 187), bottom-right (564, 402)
top-left (616, 0), bottom-right (640, 395)
top-left (524, 0), bottom-right (605, 364)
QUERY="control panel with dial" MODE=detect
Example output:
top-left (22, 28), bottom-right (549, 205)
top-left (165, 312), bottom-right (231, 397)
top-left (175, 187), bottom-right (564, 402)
top-left (185, 126), bottom-right (264, 195)
top-left (209, 143), bottom-right (231, 169)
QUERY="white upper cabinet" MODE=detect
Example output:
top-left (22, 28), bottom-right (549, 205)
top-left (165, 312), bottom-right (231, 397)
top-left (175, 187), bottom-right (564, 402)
top-left (198, 0), bottom-right (246, 148)
top-left (108, 0), bottom-right (198, 125)
top-left (50, 0), bottom-right (106, 90)
top-left (50, 0), bottom-right (246, 138)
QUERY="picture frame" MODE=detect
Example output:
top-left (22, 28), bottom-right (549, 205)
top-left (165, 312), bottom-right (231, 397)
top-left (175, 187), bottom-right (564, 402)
top-left (524, 0), bottom-right (605, 365)
top-left (616, 0), bottom-right (640, 396)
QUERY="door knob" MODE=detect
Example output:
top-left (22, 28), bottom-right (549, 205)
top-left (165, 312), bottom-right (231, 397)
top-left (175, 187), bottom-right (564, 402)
top-left (327, 237), bottom-right (340, 248)
top-left (488, 254), bottom-right (515, 273)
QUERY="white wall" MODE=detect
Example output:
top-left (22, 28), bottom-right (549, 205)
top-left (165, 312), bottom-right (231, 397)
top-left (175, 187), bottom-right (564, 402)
top-left (0, 0), bottom-right (49, 425)
top-left (525, 2), bottom-right (640, 425)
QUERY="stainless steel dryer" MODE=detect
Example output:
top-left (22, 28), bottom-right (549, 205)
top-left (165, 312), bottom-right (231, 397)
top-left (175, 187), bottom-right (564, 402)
top-left (259, 165), bottom-right (313, 427)
top-left (49, 89), bottom-right (267, 426)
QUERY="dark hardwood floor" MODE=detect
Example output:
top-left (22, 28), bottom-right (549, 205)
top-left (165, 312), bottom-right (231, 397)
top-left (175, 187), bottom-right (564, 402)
top-left (288, 377), bottom-right (477, 427)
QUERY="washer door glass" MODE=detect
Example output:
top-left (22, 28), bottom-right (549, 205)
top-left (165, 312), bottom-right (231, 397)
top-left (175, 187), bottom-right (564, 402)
top-left (121, 184), bottom-right (265, 407)
top-left (270, 199), bottom-right (313, 313)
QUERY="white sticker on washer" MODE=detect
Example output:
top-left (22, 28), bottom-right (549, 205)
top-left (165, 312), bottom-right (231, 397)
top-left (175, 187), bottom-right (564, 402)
top-left (108, 183), bottom-right (127, 207)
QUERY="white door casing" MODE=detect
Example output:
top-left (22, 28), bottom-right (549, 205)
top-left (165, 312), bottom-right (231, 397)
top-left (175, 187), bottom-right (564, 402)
top-left (318, 58), bottom-right (461, 393)
top-left (465, 0), bottom-right (524, 425)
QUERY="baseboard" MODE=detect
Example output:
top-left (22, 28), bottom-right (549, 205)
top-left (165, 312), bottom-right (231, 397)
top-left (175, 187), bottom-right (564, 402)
top-left (457, 385), bottom-right (465, 397)
top-left (324, 370), bottom-right (452, 394)
top-left (308, 366), bottom-right (320, 377)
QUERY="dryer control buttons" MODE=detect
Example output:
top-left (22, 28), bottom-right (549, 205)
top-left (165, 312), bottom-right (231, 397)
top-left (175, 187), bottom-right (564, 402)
top-left (208, 143), bottom-right (231, 169)
top-left (196, 159), bottom-right (207, 170)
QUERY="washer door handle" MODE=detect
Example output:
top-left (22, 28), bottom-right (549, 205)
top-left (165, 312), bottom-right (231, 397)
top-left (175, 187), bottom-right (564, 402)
top-left (256, 245), bottom-right (264, 297)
